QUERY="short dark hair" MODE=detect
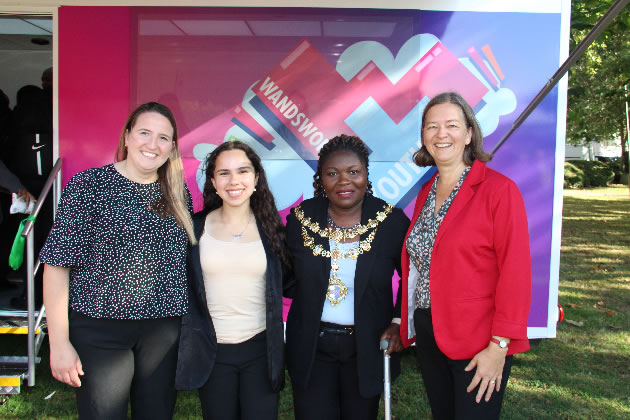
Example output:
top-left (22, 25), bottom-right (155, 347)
top-left (414, 92), bottom-right (492, 167)
top-left (313, 134), bottom-right (373, 197)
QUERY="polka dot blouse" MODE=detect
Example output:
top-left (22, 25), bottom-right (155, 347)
top-left (40, 164), bottom-right (191, 319)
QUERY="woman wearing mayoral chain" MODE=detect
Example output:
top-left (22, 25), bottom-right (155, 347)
top-left (285, 134), bottom-right (410, 420)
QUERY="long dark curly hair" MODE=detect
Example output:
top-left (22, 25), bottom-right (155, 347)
top-left (313, 134), bottom-right (373, 197)
top-left (202, 141), bottom-right (291, 272)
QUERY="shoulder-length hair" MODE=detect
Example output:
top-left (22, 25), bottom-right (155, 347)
top-left (414, 92), bottom-right (493, 167)
top-left (202, 141), bottom-right (291, 272)
top-left (115, 102), bottom-right (195, 243)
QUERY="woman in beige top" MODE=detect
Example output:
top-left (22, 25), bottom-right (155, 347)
top-left (175, 140), bottom-right (293, 420)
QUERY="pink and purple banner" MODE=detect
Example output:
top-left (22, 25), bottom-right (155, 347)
top-left (58, 5), bottom-right (567, 338)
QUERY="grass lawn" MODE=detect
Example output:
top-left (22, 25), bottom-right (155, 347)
top-left (1, 186), bottom-right (629, 419)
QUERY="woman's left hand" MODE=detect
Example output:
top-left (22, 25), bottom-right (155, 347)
top-left (464, 343), bottom-right (507, 403)
top-left (379, 323), bottom-right (403, 355)
top-left (17, 188), bottom-right (35, 206)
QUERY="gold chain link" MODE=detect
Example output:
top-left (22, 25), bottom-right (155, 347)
top-left (295, 203), bottom-right (393, 258)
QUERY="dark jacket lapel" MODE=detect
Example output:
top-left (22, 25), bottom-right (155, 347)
top-left (190, 212), bottom-right (210, 315)
top-left (353, 194), bottom-right (380, 308)
top-left (313, 197), bottom-right (333, 296)
top-left (254, 216), bottom-right (279, 296)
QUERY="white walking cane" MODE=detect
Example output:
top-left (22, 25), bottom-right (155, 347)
top-left (380, 338), bottom-right (391, 420)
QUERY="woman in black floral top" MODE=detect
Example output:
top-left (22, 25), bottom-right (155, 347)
top-left (40, 102), bottom-right (195, 420)
top-left (400, 92), bottom-right (532, 419)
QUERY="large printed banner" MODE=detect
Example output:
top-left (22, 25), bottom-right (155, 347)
top-left (59, 5), bottom-right (568, 338)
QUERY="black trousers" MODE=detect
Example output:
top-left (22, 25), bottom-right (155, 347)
top-left (69, 312), bottom-right (181, 420)
top-left (198, 331), bottom-right (279, 420)
top-left (292, 325), bottom-right (380, 420)
top-left (0, 196), bottom-right (16, 286)
top-left (414, 308), bottom-right (512, 420)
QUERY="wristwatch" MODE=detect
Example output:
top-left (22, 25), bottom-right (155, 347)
top-left (490, 337), bottom-right (509, 349)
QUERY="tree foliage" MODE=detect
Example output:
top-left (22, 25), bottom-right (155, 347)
top-left (567, 0), bottom-right (630, 161)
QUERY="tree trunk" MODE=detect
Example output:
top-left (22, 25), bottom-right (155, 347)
top-left (621, 124), bottom-right (629, 173)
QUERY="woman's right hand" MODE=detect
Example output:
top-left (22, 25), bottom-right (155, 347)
top-left (44, 264), bottom-right (82, 387)
top-left (50, 339), bottom-right (84, 387)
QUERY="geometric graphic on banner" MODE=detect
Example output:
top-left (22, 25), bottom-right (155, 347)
top-left (192, 34), bottom-right (516, 212)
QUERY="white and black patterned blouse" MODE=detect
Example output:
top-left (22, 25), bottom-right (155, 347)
top-left (40, 164), bottom-right (192, 319)
top-left (406, 166), bottom-right (471, 309)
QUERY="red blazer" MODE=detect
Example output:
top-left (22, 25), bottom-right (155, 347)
top-left (400, 160), bottom-right (531, 359)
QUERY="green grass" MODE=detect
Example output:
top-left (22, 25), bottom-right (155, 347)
top-left (1, 186), bottom-right (629, 419)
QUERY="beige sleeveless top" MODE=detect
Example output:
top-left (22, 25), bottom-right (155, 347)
top-left (199, 232), bottom-right (267, 344)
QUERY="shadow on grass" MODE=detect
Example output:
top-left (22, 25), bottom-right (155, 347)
top-left (560, 195), bottom-right (630, 293)
top-left (503, 335), bottom-right (630, 418)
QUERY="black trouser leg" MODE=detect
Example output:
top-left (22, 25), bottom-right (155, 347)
top-left (198, 331), bottom-right (278, 420)
top-left (0, 208), bottom-right (21, 286)
top-left (292, 329), bottom-right (379, 420)
top-left (129, 316), bottom-right (180, 420)
top-left (69, 313), bottom-right (180, 420)
top-left (413, 308), bottom-right (512, 420)
top-left (414, 308), bottom-right (455, 419)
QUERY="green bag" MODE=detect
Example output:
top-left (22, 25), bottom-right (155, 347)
top-left (8, 215), bottom-right (37, 270)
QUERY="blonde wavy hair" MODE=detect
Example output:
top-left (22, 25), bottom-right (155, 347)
top-left (115, 102), bottom-right (196, 244)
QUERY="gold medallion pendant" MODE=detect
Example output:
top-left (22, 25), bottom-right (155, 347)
top-left (294, 202), bottom-right (393, 306)
top-left (327, 272), bottom-right (349, 306)
top-left (325, 242), bottom-right (358, 305)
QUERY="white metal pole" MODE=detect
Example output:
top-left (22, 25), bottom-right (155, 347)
top-left (380, 339), bottom-right (391, 420)
top-left (26, 229), bottom-right (36, 386)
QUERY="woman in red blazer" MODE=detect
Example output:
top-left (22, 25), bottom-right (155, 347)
top-left (400, 92), bottom-right (531, 419)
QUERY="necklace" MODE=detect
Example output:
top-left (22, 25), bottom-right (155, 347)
top-left (133, 182), bottom-right (157, 211)
top-left (295, 202), bottom-right (393, 306)
top-left (327, 214), bottom-right (361, 235)
top-left (295, 202), bottom-right (392, 258)
top-left (221, 210), bottom-right (252, 240)
top-left (327, 241), bottom-right (355, 306)
top-left (326, 214), bottom-right (360, 306)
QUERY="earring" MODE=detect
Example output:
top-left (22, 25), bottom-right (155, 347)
top-left (253, 187), bottom-right (257, 192)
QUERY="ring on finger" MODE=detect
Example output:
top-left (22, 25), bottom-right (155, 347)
top-left (490, 379), bottom-right (496, 384)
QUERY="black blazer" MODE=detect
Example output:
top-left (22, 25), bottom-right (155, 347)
top-left (175, 210), bottom-right (290, 392)
top-left (285, 194), bottom-right (410, 398)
